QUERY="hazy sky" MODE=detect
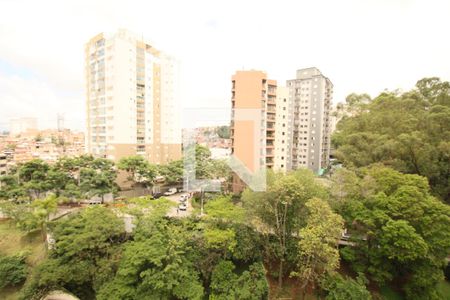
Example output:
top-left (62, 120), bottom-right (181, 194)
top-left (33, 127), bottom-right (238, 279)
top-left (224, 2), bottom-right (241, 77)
top-left (1, 0), bottom-right (449, 130)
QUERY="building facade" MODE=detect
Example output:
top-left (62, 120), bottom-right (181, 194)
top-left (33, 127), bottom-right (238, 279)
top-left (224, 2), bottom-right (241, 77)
top-left (230, 70), bottom-right (276, 193)
top-left (274, 86), bottom-right (292, 173)
top-left (85, 29), bottom-right (181, 163)
top-left (287, 67), bottom-right (333, 174)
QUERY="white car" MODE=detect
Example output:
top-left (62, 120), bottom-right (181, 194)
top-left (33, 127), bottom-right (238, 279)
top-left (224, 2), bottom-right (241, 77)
top-left (179, 194), bottom-right (188, 202)
top-left (178, 203), bottom-right (187, 211)
top-left (164, 188), bottom-right (177, 196)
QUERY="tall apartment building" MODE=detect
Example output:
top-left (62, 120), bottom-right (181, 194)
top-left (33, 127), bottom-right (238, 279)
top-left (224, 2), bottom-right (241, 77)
top-left (85, 29), bottom-right (181, 163)
top-left (274, 86), bottom-right (292, 173)
top-left (287, 67), bottom-right (333, 174)
top-left (230, 70), bottom-right (276, 193)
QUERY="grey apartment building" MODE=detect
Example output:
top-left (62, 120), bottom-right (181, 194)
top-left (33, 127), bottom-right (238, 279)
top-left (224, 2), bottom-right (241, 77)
top-left (286, 67), bottom-right (333, 174)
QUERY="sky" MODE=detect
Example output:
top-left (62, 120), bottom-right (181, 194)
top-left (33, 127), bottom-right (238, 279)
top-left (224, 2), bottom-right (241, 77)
top-left (0, 0), bottom-right (449, 131)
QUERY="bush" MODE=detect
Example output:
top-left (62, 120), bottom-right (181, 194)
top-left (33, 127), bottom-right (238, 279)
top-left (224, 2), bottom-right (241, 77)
top-left (0, 253), bottom-right (28, 288)
top-left (320, 273), bottom-right (371, 300)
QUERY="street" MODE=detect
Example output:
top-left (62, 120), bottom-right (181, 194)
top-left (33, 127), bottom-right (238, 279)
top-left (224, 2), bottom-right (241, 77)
top-left (165, 193), bottom-right (194, 218)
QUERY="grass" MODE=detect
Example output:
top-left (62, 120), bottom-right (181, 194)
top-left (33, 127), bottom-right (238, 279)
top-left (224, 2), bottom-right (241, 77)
top-left (0, 220), bottom-right (47, 300)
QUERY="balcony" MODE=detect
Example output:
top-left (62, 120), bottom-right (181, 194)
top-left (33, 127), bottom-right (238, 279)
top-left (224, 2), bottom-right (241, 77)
top-left (267, 115), bottom-right (276, 121)
top-left (268, 95), bottom-right (276, 103)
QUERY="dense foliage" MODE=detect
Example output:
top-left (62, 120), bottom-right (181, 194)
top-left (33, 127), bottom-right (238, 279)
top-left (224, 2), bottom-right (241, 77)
top-left (333, 166), bottom-right (450, 299)
top-left (0, 253), bottom-right (28, 289)
top-left (18, 201), bottom-right (268, 299)
top-left (20, 207), bottom-right (126, 299)
top-left (333, 78), bottom-right (450, 202)
top-left (0, 155), bottom-right (117, 202)
top-left (320, 273), bottom-right (372, 300)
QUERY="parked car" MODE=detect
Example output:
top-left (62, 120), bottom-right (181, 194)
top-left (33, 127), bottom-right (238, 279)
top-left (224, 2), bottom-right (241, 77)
top-left (154, 176), bottom-right (165, 183)
top-left (152, 192), bottom-right (163, 199)
top-left (179, 194), bottom-right (188, 202)
top-left (178, 203), bottom-right (187, 211)
top-left (164, 188), bottom-right (177, 196)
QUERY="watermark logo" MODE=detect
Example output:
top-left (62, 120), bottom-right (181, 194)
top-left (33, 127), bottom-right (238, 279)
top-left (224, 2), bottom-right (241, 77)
top-left (182, 108), bottom-right (267, 192)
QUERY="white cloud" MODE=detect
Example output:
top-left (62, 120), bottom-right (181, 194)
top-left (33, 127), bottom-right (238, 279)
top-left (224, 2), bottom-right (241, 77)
top-left (0, 0), bottom-right (449, 129)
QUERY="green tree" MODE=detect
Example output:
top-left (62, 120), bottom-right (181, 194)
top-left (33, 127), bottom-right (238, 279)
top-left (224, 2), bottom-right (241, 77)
top-left (97, 216), bottom-right (204, 300)
top-left (79, 159), bottom-right (117, 202)
top-left (333, 78), bottom-right (450, 202)
top-left (0, 253), bottom-right (28, 289)
top-left (31, 193), bottom-right (58, 240)
top-left (336, 166), bottom-right (450, 299)
top-left (158, 159), bottom-right (184, 184)
top-left (235, 262), bottom-right (269, 300)
top-left (117, 155), bottom-right (157, 187)
top-left (242, 169), bottom-right (327, 288)
top-left (216, 126), bottom-right (230, 139)
top-left (292, 198), bottom-right (344, 295)
top-left (17, 159), bottom-right (51, 199)
top-left (20, 206), bottom-right (125, 299)
top-left (209, 260), bottom-right (237, 300)
top-left (204, 195), bottom-right (245, 223)
top-left (0, 175), bottom-right (25, 200)
top-left (210, 260), bottom-right (268, 300)
top-left (320, 273), bottom-right (371, 300)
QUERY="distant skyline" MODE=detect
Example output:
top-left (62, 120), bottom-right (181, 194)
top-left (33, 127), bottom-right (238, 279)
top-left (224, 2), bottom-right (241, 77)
top-left (1, 0), bottom-right (450, 131)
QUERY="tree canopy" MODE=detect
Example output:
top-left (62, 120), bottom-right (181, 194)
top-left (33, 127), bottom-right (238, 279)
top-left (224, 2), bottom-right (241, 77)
top-left (334, 166), bottom-right (450, 299)
top-left (333, 77), bottom-right (450, 202)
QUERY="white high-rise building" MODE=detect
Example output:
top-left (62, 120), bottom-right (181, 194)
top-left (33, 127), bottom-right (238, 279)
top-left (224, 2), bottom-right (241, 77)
top-left (287, 67), bottom-right (333, 174)
top-left (274, 86), bottom-right (291, 173)
top-left (85, 29), bottom-right (181, 163)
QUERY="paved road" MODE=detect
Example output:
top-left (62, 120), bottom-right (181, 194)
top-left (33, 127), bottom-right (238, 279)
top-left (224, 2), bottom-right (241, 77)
top-left (165, 193), bottom-right (194, 218)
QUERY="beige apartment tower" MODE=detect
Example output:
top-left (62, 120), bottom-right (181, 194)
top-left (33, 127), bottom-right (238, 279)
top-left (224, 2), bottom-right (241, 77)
top-left (274, 86), bottom-right (291, 173)
top-left (85, 29), bottom-right (181, 163)
top-left (230, 70), bottom-right (276, 193)
top-left (287, 67), bottom-right (333, 174)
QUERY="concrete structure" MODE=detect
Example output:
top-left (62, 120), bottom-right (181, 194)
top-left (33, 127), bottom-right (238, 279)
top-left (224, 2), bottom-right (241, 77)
top-left (9, 117), bottom-right (38, 136)
top-left (274, 86), bottom-right (292, 173)
top-left (287, 67), bottom-right (333, 174)
top-left (85, 29), bottom-right (181, 163)
top-left (230, 70), bottom-right (276, 193)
